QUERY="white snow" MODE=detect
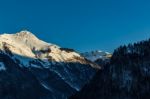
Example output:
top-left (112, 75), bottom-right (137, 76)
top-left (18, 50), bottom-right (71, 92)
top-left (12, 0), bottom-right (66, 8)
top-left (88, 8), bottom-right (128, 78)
top-left (0, 62), bottom-right (6, 71)
top-left (41, 82), bottom-right (54, 92)
top-left (0, 31), bottom-right (92, 68)
top-left (81, 50), bottom-right (112, 62)
top-left (30, 64), bottom-right (42, 68)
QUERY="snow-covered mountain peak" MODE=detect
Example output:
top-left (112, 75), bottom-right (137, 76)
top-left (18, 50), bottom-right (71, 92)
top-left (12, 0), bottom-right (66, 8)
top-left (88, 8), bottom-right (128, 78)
top-left (0, 31), bottom-right (99, 99)
top-left (15, 30), bottom-right (53, 48)
top-left (81, 50), bottom-right (112, 62)
top-left (16, 30), bottom-right (36, 38)
top-left (0, 31), bottom-right (99, 69)
top-left (0, 31), bottom-right (58, 50)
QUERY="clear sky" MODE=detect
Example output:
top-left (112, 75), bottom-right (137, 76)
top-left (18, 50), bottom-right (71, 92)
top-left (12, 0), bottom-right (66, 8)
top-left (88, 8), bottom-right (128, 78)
top-left (0, 0), bottom-right (150, 52)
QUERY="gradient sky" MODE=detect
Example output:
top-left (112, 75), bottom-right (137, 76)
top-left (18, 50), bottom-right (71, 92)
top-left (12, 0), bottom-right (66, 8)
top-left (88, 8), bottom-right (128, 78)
top-left (0, 0), bottom-right (150, 52)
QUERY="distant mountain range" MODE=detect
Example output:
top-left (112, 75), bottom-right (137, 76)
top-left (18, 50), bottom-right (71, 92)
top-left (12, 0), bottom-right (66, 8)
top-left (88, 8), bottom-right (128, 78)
top-left (0, 31), bottom-right (103, 99)
top-left (81, 50), bottom-right (112, 62)
top-left (81, 50), bottom-right (112, 67)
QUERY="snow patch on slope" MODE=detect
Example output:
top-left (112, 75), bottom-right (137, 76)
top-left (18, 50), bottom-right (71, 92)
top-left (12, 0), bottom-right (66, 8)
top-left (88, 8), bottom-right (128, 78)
top-left (0, 62), bottom-right (6, 71)
top-left (81, 50), bottom-right (112, 62)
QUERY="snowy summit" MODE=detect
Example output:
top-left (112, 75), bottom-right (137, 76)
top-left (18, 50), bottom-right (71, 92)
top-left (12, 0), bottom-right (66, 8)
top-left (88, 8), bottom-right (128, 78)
top-left (81, 50), bottom-right (112, 62)
top-left (0, 30), bottom-right (99, 68)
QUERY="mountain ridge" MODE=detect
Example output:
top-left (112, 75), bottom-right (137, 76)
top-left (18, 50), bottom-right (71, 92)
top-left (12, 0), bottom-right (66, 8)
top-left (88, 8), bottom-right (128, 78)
top-left (0, 31), bottom-right (100, 99)
top-left (81, 50), bottom-right (112, 62)
top-left (0, 31), bottom-right (100, 68)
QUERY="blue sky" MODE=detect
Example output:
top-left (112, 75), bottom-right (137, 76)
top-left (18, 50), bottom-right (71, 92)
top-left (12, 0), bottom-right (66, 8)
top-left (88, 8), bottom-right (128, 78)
top-left (0, 0), bottom-right (150, 52)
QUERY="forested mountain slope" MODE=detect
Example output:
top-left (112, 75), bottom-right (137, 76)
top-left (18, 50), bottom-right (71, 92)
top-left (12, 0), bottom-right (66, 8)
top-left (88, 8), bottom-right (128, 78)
top-left (70, 39), bottom-right (150, 99)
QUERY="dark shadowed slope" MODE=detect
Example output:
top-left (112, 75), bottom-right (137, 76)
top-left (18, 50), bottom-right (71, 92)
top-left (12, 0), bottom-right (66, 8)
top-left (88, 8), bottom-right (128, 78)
top-left (70, 39), bottom-right (150, 99)
top-left (0, 52), bottom-right (53, 99)
top-left (0, 47), bottom-right (98, 99)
